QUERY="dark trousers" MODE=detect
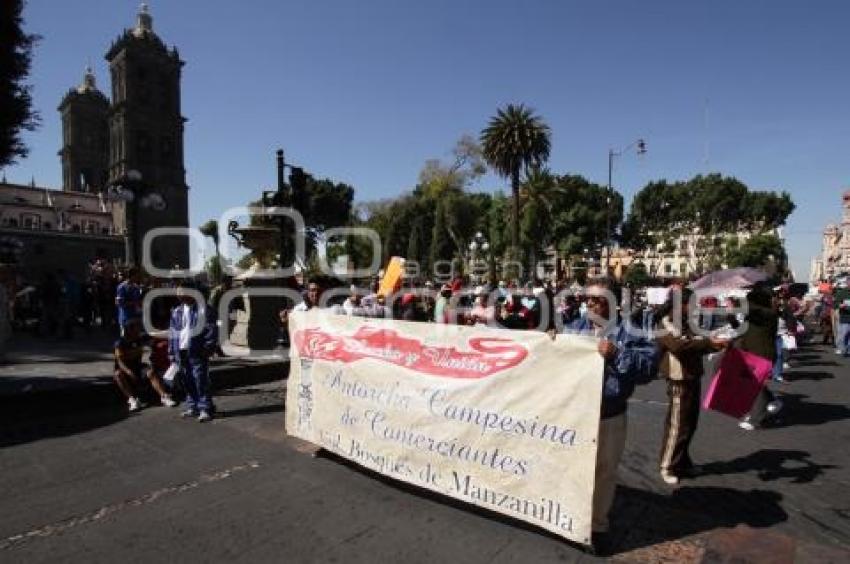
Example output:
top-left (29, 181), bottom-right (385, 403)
top-left (179, 351), bottom-right (212, 412)
top-left (749, 387), bottom-right (776, 425)
top-left (660, 378), bottom-right (701, 473)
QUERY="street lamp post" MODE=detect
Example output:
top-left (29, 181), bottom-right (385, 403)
top-left (468, 231), bottom-right (490, 284)
top-left (263, 148), bottom-right (310, 271)
top-left (107, 169), bottom-right (167, 267)
top-left (606, 138), bottom-right (646, 274)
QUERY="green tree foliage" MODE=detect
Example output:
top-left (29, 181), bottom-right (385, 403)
top-left (199, 219), bottom-right (221, 284)
top-left (0, 0), bottom-right (39, 168)
top-left (725, 233), bottom-right (787, 270)
top-left (480, 104), bottom-right (551, 251)
top-left (623, 262), bottom-right (650, 289)
top-left (623, 174), bottom-right (795, 261)
top-left (548, 174), bottom-right (622, 258)
top-left (239, 177), bottom-right (353, 270)
top-left (356, 136), bottom-right (494, 278)
top-left (487, 192), bottom-right (509, 258)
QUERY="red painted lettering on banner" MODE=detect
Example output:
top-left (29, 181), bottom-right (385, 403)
top-left (293, 326), bottom-right (528, 379)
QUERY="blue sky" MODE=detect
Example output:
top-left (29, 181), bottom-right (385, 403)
top-left (7, 0), bottom-right (849, 279)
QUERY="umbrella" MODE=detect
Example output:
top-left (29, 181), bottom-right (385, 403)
top-left (689, 267), bottom-right (768, 290)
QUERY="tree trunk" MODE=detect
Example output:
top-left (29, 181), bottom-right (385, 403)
top-left (511, 167), bottom-right (520, 276)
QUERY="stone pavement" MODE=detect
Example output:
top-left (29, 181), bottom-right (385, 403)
top-left (0, 331), bottom-right (287, 422)
top-left (610, 341), bottom-right (850, 562)
top-left (0, 339), bottom-right (847, 562)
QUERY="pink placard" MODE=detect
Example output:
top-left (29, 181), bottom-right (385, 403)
top-left (703, 347), bottom-right (773, 418)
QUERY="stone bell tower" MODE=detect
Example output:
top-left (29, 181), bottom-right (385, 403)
top-left (58, 67), bottom-right (110, 193)
top-left (105, 3), bottom-right (189, 268)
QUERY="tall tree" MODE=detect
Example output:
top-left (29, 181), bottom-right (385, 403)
top-left (199, 219), bottom-right (221, 283)
top-left (623, 174), bottom-right (795, 275)
top-left (725, 233), bottom-right (787, 271)
top-left (0, 0), bottom-right (39, 168)
top-left (480, 104), bottom-right (551, 258)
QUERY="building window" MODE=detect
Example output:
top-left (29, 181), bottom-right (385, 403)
top-left (101, 226), bottom-right (110, 235)
top-left (664, 263), bottom-right (672, 274)
top-left (21, 214), bottom-right (41, 229)
top-left (72, 224), bottom-right (81, 233)
top-left (44, 222), bottom-right (52, 230)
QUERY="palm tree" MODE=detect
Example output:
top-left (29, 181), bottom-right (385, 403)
top-left (480, 104), bottom-right (551, 266)
top-left (520, 167), bottom-right (561, 276)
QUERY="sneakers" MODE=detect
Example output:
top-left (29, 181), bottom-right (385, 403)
top-left (660, 470), bottom-right (680, 485)
top-left (128, 397), bottom-right (142, 412)
top-left (160, 395), bottom-right (177, 407)
top-left (198, 410), bottom-right (213, 423)
top-left (766, 399), bottom-right (784, 414)
top-left (773, 374), bottom-right (785, 383)
top-left (739, 417), bottom-right (756, 431)
top-left (782, 362), bottom-right (790, 370)
top-left (181, 409), bottom-right (198, 418)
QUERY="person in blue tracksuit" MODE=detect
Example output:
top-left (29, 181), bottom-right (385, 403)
top-left (562, 278), bottom-right (659, 554)
top-left (168, 281), bottom-right (218, 422)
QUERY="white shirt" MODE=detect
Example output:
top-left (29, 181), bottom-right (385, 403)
top-left (179, 304), bottom-right (191, 350)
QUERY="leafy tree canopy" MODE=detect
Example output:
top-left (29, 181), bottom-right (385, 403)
top-left (0, 0), bottom-right (39, 168)
top-left (623, 173), bottom-right (795, 249)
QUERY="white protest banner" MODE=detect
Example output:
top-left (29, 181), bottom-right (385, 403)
top-left (285, 309), bottom-right (603, 545)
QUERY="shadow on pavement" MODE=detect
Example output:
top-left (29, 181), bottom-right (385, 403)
top-left (0, 404), bottom-right (128, 448)
top-left (316, 450), bottom-right (790, 558)
top-left (218, 403), bottom-right (284, 419)
top-left (768, 393), bottom-right (850, 427)
top-left (698, 449), bottom-right (837, 484)
top-left (609, 485), bottom-right (788, 554)
top-left (786, 370), bottom-right (835, 382)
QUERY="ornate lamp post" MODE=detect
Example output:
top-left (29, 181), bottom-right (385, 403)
top-left (107, 170), bottom-right (168, 267)
top-left (468, 231), bottom-right (490, 284)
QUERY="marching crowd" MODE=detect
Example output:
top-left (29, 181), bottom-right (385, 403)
top-left (281, 273), bottom-right (850, 548)
top-left (3, 260), bottom-right (848, 551)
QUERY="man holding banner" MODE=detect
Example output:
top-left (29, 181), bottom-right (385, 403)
top-left (563, 279), bottom-right (659, 550)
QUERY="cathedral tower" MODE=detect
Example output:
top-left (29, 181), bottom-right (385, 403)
top-left (105, 3), bottom-right (189, 267)
top-left (58, 67), bottom-right (110, 192)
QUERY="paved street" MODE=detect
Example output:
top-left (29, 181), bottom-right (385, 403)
top-left (1, 342), bottom-right (848, 563)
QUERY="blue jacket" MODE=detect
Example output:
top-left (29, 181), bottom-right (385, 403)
top-left (168, 303), bottom-right (218, 360)
top-left (565, 318), bottom-right (659, 419)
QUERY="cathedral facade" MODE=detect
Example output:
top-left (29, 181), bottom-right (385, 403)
top-left (0, 4), bottom-right (189, 277)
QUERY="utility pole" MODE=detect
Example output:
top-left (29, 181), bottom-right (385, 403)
top-left (275, 149), bottom-right (287, 270)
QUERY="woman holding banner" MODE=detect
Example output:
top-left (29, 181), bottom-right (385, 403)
top-left (563, 279), bottom-right (658, 553)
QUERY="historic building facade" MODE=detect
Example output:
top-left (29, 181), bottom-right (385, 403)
top-left (811, 189), bottom-right (850, 282)
top-left (0, 4), bottom-right (189, 277)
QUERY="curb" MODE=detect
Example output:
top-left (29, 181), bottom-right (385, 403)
top-left (0, 360), bottom-right (289, 423)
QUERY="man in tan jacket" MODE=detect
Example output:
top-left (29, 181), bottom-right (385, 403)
top-left (655, 288), bottom-right (728, 485)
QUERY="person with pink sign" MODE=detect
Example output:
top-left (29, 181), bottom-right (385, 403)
top-left (733, 283), bottom-right (785, 431)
